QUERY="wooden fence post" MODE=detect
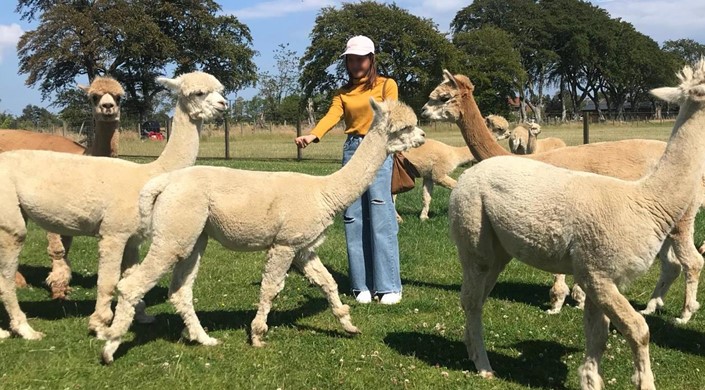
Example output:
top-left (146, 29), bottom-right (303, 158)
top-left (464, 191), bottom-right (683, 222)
top-left (296, 117), bottom-right (303, 161)
top-left (582, 111), bottom-right (589, 144)
top-left (224, 114), bottom-right (231, 160)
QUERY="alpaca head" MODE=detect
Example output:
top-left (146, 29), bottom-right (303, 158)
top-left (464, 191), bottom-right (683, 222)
top-left (78, 76), bottom-right (125, 122)
top-left (508, 125), bottom-right (533, 154)
top-left (368, 98), bottom-right (426, 153)
top-left (651, 58), bottom-right (705, 105)
top-left (421, 69), bottom-right (474, 122)
top-left (485, 114), bottom-right (510, 140)
top-left (157, 71), bottom-right (227, 121)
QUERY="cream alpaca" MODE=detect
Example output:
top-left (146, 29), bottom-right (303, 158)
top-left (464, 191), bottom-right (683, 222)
top-left (484, 115), bottom-right (510, 139)
top-left (99, 99), bottom-right (426, 363)
top-left (508, 123), bottom-right (567, 155)
top-left (423, 70), bottom-right (704, 322)
top-left (396, 138), bottom-right (475, 221)
top-left (446, 62), bottom-right (705, 389)
top-left (0, 71), bottom-right (225, 339)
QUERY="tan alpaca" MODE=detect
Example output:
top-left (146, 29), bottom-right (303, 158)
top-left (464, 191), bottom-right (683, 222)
top-left (0, 71), bottom-right (226, 340)
top-left (2, 77), bottom-right (124, 298)
top-left (484, 114), bottom-right (510, 140)
top-left (99, 99), bottom-right (426, 363)
top-left (422, 70), bottom-right (704, 323)
top-left (395, 139), bottom-right (474, 221)
top-left (507, 123), bottom-right (567, 155)
top-left (443, 61), bottom-right (705, 390)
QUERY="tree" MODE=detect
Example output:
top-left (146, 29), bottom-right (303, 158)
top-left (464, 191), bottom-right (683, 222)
top-left (662, 39), bottom-right (705, 67)
top-left (17, 104), bottom-right (60, 129)
top-left (53, 88), bottom-right (91, 129)
top-left (300, 1), bottom-right (461, 114)
top-left (453, 27), bottom-right (526, 116)
top-left (259, 43), bottom-right (301, 123)
top-left (16, 0), bottom-right (257, 122)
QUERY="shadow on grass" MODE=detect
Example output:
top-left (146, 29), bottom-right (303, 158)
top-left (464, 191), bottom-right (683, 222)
top-left (18, 264), bottom-right (99, 291)
top-left (385, 331), bottom-right (578, 389)
top-left (111, 296), bottom-right (340, 361)
top-left (644, 314), bottom-right (705, 357)
top-left (403, 278), bottom-right (554, 310)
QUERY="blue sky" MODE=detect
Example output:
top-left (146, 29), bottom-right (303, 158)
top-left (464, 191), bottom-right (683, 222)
top-left (0, 0), bottom-right (704, 115)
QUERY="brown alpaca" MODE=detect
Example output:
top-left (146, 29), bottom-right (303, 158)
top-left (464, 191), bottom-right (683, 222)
top-left (6, 76), bottom-right (124, 298)
top-left (422, 70), bottom-right (704, 324)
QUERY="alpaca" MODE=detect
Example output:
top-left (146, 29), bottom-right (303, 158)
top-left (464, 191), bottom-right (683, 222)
top-left (422, 70), bottom-right (704, 323)
top-left (484, 115), bottom-right (510, 140)
top-left (395, 138), bottom-right (474, 221)
top-left (2, 76), bottom-right (124, 298)
top-left (99, 99), bottom-right (426, 363)
top-left (444, 61), bottom-right (705, 390)
top-left (0, 71), bottom-right (225, 340)
top-left (507, 123), bottom-right (567, 155)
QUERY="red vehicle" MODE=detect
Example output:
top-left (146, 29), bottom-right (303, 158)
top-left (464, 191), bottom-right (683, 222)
top-left (140, 120), bottom-right (165, 141)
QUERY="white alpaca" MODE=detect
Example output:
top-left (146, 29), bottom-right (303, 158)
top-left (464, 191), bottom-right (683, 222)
top-left (0, 71), bottom-right (225, 339)
top-left (484, 115), bottom-right (510, 140)
top-left (423, 70), bottom-right (704, 322)
top-left (448, 61), bottom-right (705, 389)
top-left (98, 99), bottom-right (425, 363)
top-left (508, 123), bottom-right (567, 154)
top-left (395, 138), bottom-right (474, 221)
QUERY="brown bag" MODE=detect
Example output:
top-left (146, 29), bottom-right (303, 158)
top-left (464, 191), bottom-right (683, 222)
top-left (391, 152), bottom-right (419, 194)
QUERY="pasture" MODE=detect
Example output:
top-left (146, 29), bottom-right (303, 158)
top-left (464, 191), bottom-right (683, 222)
top-left (1, 121), bottom-right (704, 389)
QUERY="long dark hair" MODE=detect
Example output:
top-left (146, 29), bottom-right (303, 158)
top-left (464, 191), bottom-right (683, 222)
top-left (344, 53), bottom-right (379, 92)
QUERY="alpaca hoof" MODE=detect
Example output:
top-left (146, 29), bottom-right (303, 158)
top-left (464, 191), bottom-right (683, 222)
top-left (0, 329), bottom-right (11, 339)
top-left (546, 308), bottom-right (561, 315)
top-left (639, 308), bottom-right (655, 316)
top-left (88, 317), bottom-right (110, 336)
top-left (102, 340), bottom-right (121, 364)
top-left (251, 336), bottom-right (266, 348)
top-left (14, 272), bottom-right (27, 288)
top-left (674, 316), bottom-right (690, 325)
top-left (478, 370), bottom-right (495, 379)
top-left (396, 215), bottom-right (404, 224)
top-left (135, 313), bottom-right (156, 324)
top-left (16, 324), bottom-right (44, 340)
top-left (420, 215), bottom-right (429, 222)
top-left (50, 285), bottom-right (72, 300)
top-left (200, 336), bottom-right (220, 346)
top-left (344, 324), bottom-right (361, 335)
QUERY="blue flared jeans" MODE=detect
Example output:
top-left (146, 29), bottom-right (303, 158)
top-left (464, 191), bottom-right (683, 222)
top-left (341, 135), bottom-right (402, 295)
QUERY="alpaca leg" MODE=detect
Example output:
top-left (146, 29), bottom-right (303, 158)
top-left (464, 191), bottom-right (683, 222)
top-left (547, 274), bottom-right (570, 314)
top-left (251, 245), bottom-right (296, 347)
top-left (420, 178), bottom-right (434, 221)
top-left (101, 245), bottom-right (182, 363)
top-left (435, 175), bottom-right (457, 189)
top-left (579, 297), bottom-right (609, 390)
top-left (0, 226), bottom-right (43, 340)
top-left (581, 277), bottom-right (655, 390)
top-left (293, 249), bottom-right (360, 335)
top-left (120, 242), bottom-right (155, 325)
top-left (168, 234), bottom-right (217, 345)
top-left (669, 211), bottom-right (703, 324)
top-left (641, 238), bottom-right (680, 316)
top-left (46, 233), bottom-right (73, 299)
top-left (89, 235), bottom-right (129, 333)
top-left (459, 246), bottom-right (510, 378)
top-left (572, 283), bottom-right (586, 310)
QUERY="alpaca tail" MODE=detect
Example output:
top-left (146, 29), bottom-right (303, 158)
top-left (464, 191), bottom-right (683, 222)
top-left (138, 173), bottom-right (172, 237)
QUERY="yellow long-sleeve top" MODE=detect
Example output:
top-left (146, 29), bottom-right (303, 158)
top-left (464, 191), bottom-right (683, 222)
top-left (310, 76), bottom-right (399, 140)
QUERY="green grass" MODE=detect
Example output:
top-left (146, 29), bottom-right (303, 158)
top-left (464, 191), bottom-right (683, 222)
top-left (2, 124), bottom-right (705, 389)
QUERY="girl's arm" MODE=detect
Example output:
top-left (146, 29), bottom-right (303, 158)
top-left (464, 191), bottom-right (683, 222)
top-left (295, 94), bottom-right (343, 148)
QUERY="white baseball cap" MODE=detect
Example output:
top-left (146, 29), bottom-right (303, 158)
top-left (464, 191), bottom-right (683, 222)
top-left (340, 35), bottom-right (375, 57)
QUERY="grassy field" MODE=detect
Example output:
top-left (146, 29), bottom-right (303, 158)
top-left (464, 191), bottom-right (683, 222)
top-left (115, 119), bottom-right (677, 160)
top-left (2, 122), bottom-right (705, 389)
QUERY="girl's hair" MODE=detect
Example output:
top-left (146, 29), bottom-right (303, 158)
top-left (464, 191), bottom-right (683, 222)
top-left (344, 53), bottom-right (379, 91)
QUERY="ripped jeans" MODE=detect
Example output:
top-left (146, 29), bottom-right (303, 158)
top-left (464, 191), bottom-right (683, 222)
top-left (342, 135), bottom-right (401, 295)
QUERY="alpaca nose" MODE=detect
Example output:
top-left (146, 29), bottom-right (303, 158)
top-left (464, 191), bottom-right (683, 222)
top-left (219, 100), bottom-right (227, 109)
top-left (102, 102), bottom-right (114, 110)
top-left (421, 104), bottom-right (430, 117)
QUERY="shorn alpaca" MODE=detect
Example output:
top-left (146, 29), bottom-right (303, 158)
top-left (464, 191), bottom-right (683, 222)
top-left (507, 123), bottom-right (567, 155)
top-left (0, 71), bottom-right (225, 339)
top-left (2, 76), bottom-right (124, 298)
top-left (99, 99), bottom-right (426, 363)
top-left (395, 138), bottom-right (474, 221)
top-left (446, 62), bottom-right (705, 389)
top-left (423, 70), bottom-right (704, 323)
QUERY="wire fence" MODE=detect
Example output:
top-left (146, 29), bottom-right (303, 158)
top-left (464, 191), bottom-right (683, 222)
top-left (10, 112), bottom-right (676, 161)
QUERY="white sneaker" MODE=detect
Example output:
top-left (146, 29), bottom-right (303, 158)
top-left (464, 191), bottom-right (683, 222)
top-left (380, 292), bottom-right (402, 305)
top-left (355, 290), bottom-right (372, 304)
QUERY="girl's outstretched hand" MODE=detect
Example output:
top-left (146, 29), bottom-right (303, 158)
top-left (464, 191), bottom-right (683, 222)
top-left (295, 134), bottom-right (318, 148)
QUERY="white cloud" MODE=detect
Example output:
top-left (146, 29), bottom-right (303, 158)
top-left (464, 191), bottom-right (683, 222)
top-left (231, 0), bottom-right (334, 19)
top-left (0, 23), bottom-right (23, 64)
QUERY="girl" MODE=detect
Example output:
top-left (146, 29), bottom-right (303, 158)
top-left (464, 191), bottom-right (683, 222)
top-left (295, 35), bottom-right (402, 305)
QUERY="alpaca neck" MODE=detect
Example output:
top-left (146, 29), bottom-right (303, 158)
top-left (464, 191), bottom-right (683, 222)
top-left (641, 99), bottom-right (705, 225)
top-left (455, 90), bottom-right (510, 161)
top-left (87, 120), bottom-right (118, 157)
top-left (150, 103), bottom-right (201, 173)
top-left (322, 130), bottom-right (389, 213)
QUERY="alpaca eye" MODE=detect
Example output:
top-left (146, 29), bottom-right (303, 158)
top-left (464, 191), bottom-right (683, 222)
top-left (114, 96), bottom-right (122, 105)
top-left (194, 91), bottom-right (205, 97)
top-left (92, 95), bottom-right (100, 104)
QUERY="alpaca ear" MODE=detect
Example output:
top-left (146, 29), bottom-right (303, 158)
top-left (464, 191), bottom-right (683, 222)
top-left (443, 69), bottom-right (458, 88)
top-left (650, 87), bottom-right (681, 103)
top-left (77, 84), bottom-right (89, 92)
top-left (369, 97), bottom-right (385, 117)
top-left (157, 76), bottom-right (182, 91)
